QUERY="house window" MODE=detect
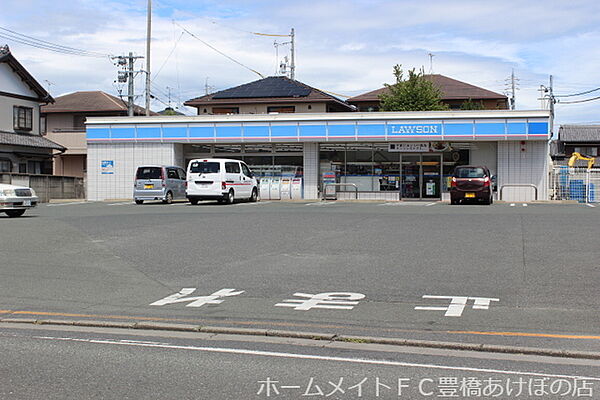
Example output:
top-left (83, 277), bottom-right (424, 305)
top-left (267, 106), bottom-right (295, 113)
top-left (73, 115), bottom-right (86, 131)
top-left (40, 116), bottom-right (47, 134)
top-left (0, 159), bottom-right (11, 172)
top-left (13, 106), bottom-right (33, 131)
top-left (212, 107), bottom-right (239, 115)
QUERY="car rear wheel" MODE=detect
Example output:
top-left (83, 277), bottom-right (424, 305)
top-left (5, 209), bottom-right (25, 218)
top-left (250, 188), bottom-right (258, 202)
top-left (135, 199), bottom-right (144, 205)
top-left (163, 191), bottom-right (173, 204)
top-left (225, 190), bottom-right (234, 205)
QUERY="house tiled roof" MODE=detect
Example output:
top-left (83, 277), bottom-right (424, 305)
top-left (41, 91), bottom-right (155, 115)
top-left (0, 45), bottom-right (53, 103)
top-left (558, 125), bottom-right (600, 142)
top-left (185, 76), bottom-right (354, 110)
top-left (0, 131), bottom-right (65, 151)
top-left (348, 74), bottom-right (507, 103)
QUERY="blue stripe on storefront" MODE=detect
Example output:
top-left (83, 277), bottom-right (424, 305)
top-left (162, 126), bottom-right (187, 138)
top-left (87, 120), bottom-right (550, 141)
top-left (328, 124), bottom-right (355, 137)
top-left (244, 126), bottom-right (270, 138)
top-left (357, 124), bottom-right (385, 137)
top-left (189, 126), bottom-right (214, 138)
top-left (216, 126), bottom-right (242, 138)
top-left (299, 125), bottom-right (326, 137)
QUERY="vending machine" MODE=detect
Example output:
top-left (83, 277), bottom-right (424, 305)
top-left (269, 177), bottom-right (281, 200)
top-left (259, 177), bottom-right (271, 200)
top-left (280, 177), bottom-right (292, 200)
top-left (291, 178), bottom-right (303, 199)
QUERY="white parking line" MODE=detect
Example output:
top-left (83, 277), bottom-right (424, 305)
top-left (587, 204), bottom-right (596, 208)
top-left (510, 203), bottom-right (516, 207)
top-left (106, 202), bottom-right (134, 206)
top-left (46, 201), bottom-right (87, 207)
top-left (522, 204), bottom-right (528, 207)
top-left (304, 202), bottom-right (336, 206)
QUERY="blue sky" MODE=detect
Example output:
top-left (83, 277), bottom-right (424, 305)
top-left (2, 0), bottom-right (600, 127)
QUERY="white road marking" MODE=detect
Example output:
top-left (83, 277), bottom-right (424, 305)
top-left (522, 204), bottom-right (528, 207)
top-left (31, 335), bottom-right (600, 381)
top-left (106, 202), bottom-right (134, 206)
top-left (276, 292), bottom-right (365, 311)
top-left (150, 288), bottom-right (244, 308)
top-left (510, 203), bottom-right (516, 207)
top-left (46, 201), bottom-right (87, 207)
top-left (305, 202), bottom-right (336, 206)
top-left (415, 295), bottom-right (499, 317)
top-left (377, 202), bottom-right (404, 206)
top-left (587, 204), bottom-right (596, 208)
top-left (425, 202), bottom-right (436, 206)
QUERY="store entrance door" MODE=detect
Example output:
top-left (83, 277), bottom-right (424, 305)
top-left (400, 154), bottom-right (442, 200)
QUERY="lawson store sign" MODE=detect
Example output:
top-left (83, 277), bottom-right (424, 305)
top-left (87, 116), bottom-right (549, 143)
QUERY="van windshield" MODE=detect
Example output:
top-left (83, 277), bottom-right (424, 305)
top-left (136, 167), bottom-right (162, 179)
top-left (190, 162), bottom-right (220, 174)
top-left (455, 167), bottom-right (485, 178)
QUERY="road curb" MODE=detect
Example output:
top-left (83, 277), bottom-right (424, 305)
top-left (2, 318), bottom-right (599, 360)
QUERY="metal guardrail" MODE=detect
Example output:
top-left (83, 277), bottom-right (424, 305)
top-left (499, 184), bottom-right (538, 201)
top-left (322, 183), bottom-right (358, 200)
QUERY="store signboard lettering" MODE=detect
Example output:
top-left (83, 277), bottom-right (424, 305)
top-left (388, 124), bottom-right (442, 136)
top-left (101, 160), bottom-right (114, 174)
top-left (389, 143), bottom-right (430, 152)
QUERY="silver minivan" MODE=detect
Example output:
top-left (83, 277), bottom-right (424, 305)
top-left (134, 165), bottom-right (187, 204)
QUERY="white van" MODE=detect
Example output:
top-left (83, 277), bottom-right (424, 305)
top-left (186, 158), bottom-right (258, 205)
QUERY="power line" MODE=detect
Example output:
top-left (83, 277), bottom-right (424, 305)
top-left (173, 21), bottom-right (265, 79)
top-left (152, 31), bottom-right (184, 81)
top-left (557, 96), bottom-right (600, 104)
top-left (0, 26), bottom-right (110, 58)
top-left (555, 87), bottom-right (600, 98)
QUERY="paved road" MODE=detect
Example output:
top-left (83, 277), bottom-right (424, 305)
top-left (1, 324), bottom-right (599, 399)
top-left (1, 200), bottom-right (600, 352)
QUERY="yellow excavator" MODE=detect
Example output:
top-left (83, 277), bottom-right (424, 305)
top-left (568, 152), bottom-right (596, 170)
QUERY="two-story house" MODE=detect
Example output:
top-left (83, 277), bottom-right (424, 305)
top-left (347, 74), bottom-right (509, 111)
top-left (0, 45), bottom-right (64, 174)
top-left (42, 91), bottom-right (151, 177)
top-left (184, 76), bottom-right (355, 114)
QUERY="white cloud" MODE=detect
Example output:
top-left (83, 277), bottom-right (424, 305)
top-left (1, 0), bottom-right (600, 125)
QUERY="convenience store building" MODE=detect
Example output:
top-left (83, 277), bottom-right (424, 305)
top-left (86, 110), bottom-right (550, 202)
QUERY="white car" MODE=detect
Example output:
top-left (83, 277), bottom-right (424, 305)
top-left (186, 158), bottom-right (258, 205)
top-left (0, 183), bottom-right (39, 217)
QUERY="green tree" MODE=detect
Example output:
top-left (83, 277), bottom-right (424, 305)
top-left (460, 98), bottom-right (485, 110)
top-left (379, 65), bottom-right (448, 111)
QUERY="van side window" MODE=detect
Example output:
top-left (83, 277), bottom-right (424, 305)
top-left (241, 163), bottom-right (252, 177)
top-left (225, 162), bottom-right (240, 173)
top-left (167, 168), bottom-right (178, 179)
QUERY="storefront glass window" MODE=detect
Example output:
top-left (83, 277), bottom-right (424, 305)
top-left (344, 144), bottom-right (374, 191)
top-left (373, 143), bottom-right (400, 191)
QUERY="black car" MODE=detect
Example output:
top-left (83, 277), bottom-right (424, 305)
top-left (450, 165), bottom-right (494, 205)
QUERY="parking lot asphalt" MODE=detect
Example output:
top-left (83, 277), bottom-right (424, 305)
top-left (1, 200), bottom-right (599, 352)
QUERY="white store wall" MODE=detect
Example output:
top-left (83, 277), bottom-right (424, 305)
top-left (87, 142), bottom-right (177, 201)
top-left (303, 143), bottom-right (319, 200)
top-left (497, 140), bottom-right (548, 202)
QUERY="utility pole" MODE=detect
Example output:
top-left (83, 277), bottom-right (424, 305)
top-left (510, 69), bottom-right (516, 110)
top-left (428, 53), bottom-right (434, 74)
top-left (145, 0), bottom-right (152, 116)
top-left (505, 69), bottom-right (519, 110)
top-left (127, 53), bottom-right (135, 116)
top-left (290, 28), bottom-right (295, 80)
top-left (112, 53), bottom-right (144, 116)
top-left (538, 75), bottom-right (556, 137)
